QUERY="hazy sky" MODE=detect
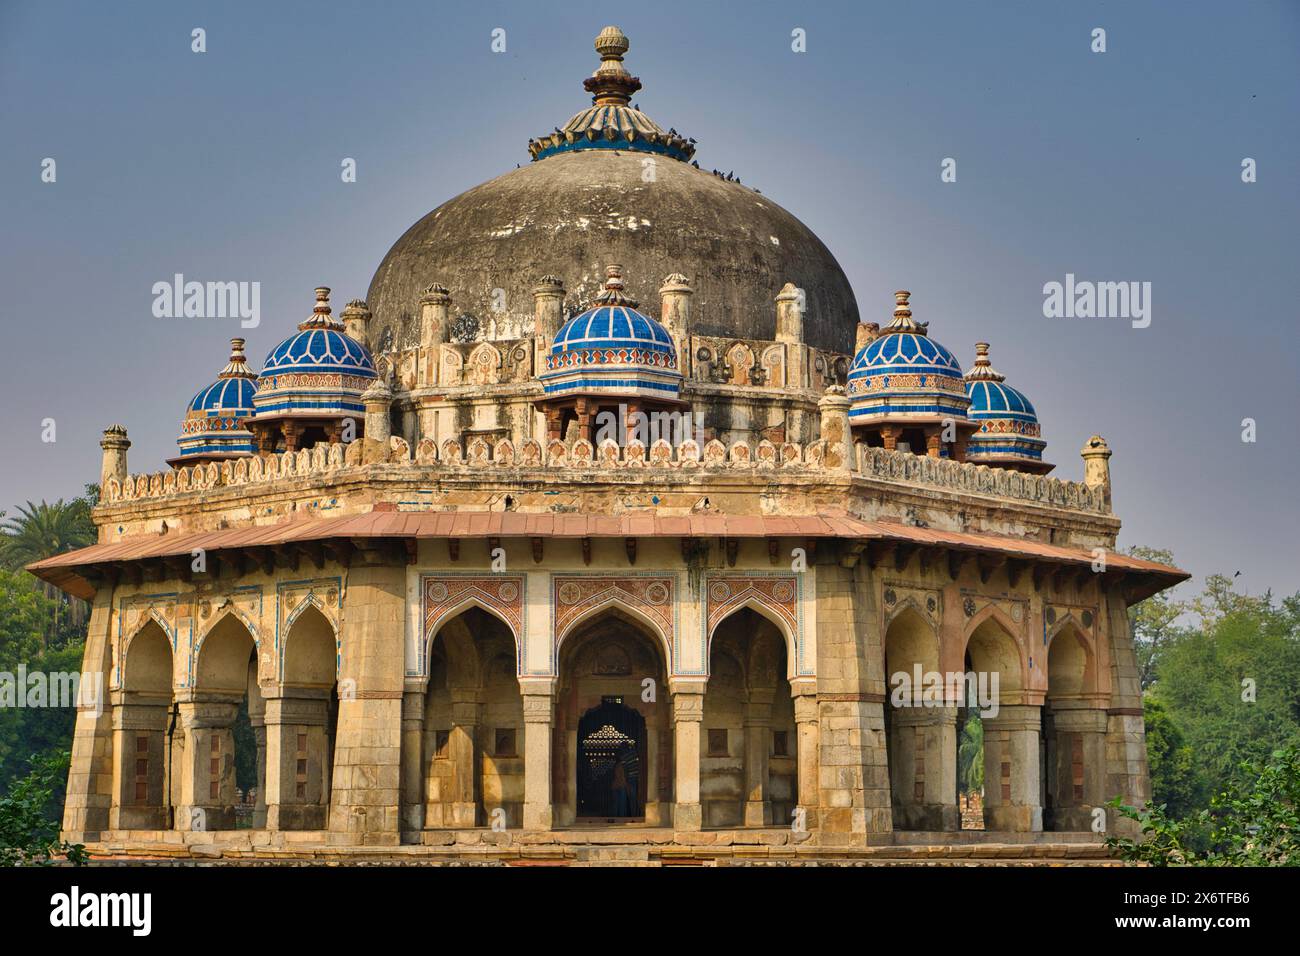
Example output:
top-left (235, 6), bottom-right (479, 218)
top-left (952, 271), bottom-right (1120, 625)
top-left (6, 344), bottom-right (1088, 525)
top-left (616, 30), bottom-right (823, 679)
top-left (1, 1), bottom-right (1296, 599)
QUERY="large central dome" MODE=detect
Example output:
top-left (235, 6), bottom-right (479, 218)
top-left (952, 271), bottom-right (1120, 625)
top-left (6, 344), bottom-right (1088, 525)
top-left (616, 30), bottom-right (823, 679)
top-left (366, 26), bottom-right (859, 355)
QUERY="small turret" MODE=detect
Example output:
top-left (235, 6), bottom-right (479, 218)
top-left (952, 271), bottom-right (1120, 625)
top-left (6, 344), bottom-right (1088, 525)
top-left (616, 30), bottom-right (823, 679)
top-left (419, 283), bottom-right (451, 349)
top-left (99, 425), bottom-right (130, 496)
top-left (1080, 435), bottom-right (1113, 511)
top-left (341, 299), bottom-right (372, 348)
top-left (659, 274), bottom-right (693, 376)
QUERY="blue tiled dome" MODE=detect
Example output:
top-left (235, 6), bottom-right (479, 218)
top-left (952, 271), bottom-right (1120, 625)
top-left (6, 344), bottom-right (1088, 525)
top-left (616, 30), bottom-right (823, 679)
top-left (962, 343), bottom-right (1050, 471)
top-left (847, 292), bottom-right (970, 430)
top-left (172, 339), bottom-right (259, 464)
top-left (551, 305), bottom-right (676, 357)
top-left (249, 288), bottom-right (378, 426)
top-left (262, 326), bottom-right (375, 376)
top-left (539, 267), bottom-right (681, 402)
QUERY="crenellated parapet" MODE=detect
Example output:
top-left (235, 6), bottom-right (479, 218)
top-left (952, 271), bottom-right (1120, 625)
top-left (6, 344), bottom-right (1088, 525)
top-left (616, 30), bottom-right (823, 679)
top-left (104, 435), bottom-right (1108, 514)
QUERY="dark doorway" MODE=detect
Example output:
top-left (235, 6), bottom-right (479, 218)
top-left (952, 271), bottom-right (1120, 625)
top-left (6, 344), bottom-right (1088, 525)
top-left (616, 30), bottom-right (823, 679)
top-left (577, 696), bottom-right (645, 820)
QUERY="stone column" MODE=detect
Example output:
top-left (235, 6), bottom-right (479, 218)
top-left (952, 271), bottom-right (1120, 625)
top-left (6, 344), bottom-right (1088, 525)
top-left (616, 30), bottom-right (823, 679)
top-left (400, 683), bottom-right (426, 833)
top-left (520, 681), bottom-right (555, 830)
top-left (888, 705), bottom-right (959, 830)
top-left (982, 704), bottom-right (1043, 832)
top-left (264, 689), bottom-right (331, 830)
top-left (532, 275), bottom-right (566, 368)
top-left (670, 680), bottom-right (705, 830)
top-left (1103, 587), bottom-right (1150, 837)
top-left (817, 387), bottom-right (854, 471)
top-left (659, 274), bottom-right (693, 378)
top-left (1046, 703), bottom-right (1109, 831)
top-left (108, 690), bottom-right (170, 831)
top-left (449, 692), bottom-right (481, 827)
top-left (328, 557), bottom-right (405, 845)
top-left (174, 695), bottom-right (241, 832)
top-left (1081, 435), bottom-right (1113, 512)
top-left (62, 589), bottom-right (116, 841)
top-left (99, 425), bottom-right (130, 497)
top-left (792, 685), bottom-right (820, 832)
top-left (743, 691), bottom-right (774, 826)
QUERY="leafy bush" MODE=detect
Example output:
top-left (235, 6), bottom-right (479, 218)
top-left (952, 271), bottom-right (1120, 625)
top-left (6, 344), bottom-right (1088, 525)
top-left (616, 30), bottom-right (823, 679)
top-left (0, 750), bottom-right (88, 866)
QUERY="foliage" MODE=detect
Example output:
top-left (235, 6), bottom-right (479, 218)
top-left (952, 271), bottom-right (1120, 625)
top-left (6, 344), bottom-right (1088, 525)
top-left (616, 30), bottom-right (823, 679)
top-left (957, 713), bottom-right (983, 795)
top-left (1108, 745), bottom-right (1300, 866)
top-left (1125, 546), bottom-right (1188, 690)
top-left (0, 751), bottom-right (88, 866)
top-left (1141, 695), bottom-right (1203, 820)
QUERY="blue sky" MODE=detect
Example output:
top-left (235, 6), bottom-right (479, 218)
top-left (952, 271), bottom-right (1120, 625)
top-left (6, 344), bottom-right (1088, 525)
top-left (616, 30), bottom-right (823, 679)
top-left (1, 0), bottom-right (1297, 598)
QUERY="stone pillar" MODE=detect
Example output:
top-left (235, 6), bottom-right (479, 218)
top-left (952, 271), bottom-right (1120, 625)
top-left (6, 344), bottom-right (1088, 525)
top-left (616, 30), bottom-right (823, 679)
top-left (400, 684), bottom-right (426, 833)
top-left (888, 705), bottom-right (959, 830)
top-left (1103, 587), bottom-right (1150, 836)
top-left (924, 427), bottom-right (942, 459)
top-left (775, 282), bottom-right (805, 387)
top-left (99, 425), bottom-right (130, 498)
top-left (659, 274), bottom-right (693, 378)
top-left (743, 691), bottom-right (774, 826)
top-left (520, 681), bottom-right (555, 830)
top-left (448, 692), bottom-right (481, 827)
top-left (792, 684), bottom-right (820, 832)
top-left (532, 275), bottom-right (566, 370)
top-left (174, 696), bottom-right (241, 832)
top-left (362, 379), bottom-right (391, 445)
top-left (264, 689), bottom-right (331, 830)
top-left (981, 704), bottom-right (1043, 832)
top-left (670, 680), bottom-right (705, 830)
top-left (328, 557), bottom-right (404, 845)
top-left (817, 387), bottom-right (853, 471)
top-left (419, 283), bottom-right (451, 350)
top-left (1045, 702), bottom-right (1108, 831)
top-left (108, 690), bottom-right (170, 830)
top-left (1081, 435), bottom-right (1113, 512)
top-left (340, 298), bottom-right (372, 349)
top-left (63, 589), bottom-right (116, 841)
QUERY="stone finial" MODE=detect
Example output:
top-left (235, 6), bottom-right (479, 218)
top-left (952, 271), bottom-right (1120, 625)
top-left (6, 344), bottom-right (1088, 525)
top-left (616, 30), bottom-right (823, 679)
top-left (585, 27), bottom-right (641, 107)
top-left (594, 264), bottom-right (639, 307)
top-left (774, 282), bottom-right (804, 345)
top-left (659, 274), bottom-right (694, 374)
top-left (218, 338), bottom-right (257, 379)
top-left (884, 289), bottom-right (928, 335)
top-left (419, 283), bottom-right (451, 348)
top-left (100, 424), bottom-right (130, 492)
top-left (964, 342), bottom-right (1006, 383)
top-left (1080, 435), bottom-right (1113, 510)
top-left (341, 299), bottom-right (372, 346)
top-left (299, 286), bottom-right (342, 331)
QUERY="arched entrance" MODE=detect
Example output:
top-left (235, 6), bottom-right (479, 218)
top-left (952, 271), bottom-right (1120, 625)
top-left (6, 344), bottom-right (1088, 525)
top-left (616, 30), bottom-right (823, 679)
top-left (576, 697), bottom-right (646, 820)
top-left (555, 607), bottom-right (671, 827)
top-left (113, 619), bottom-right (174, 830)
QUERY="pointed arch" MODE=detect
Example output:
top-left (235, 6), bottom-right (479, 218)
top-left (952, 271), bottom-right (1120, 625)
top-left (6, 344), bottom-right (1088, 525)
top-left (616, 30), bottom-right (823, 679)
top-left (884, 604), bottom-right (941, 678)
top-left (707, 597), bottom-right (798, 681)
top-left (194, 612), bottom-right (258, 694)
top-left (1045, 620), bottom-right (1097, 699)
top-left (282, 602), bottom-right (339, 687)
top-left (963, 608), bottom-right (1027, 699)
top-left (556, 596), bottom-right (673, 674)
top-left (425, 595), bottom-right (521, 676)
top-left (122, 618), bottom-right (173, 696)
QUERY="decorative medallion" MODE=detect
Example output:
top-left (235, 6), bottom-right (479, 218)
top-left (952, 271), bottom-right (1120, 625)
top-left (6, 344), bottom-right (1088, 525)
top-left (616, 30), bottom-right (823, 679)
top-left (963, 596), bottom-right (977, 617)
top-left (884, 588), bottom-right (897, 606)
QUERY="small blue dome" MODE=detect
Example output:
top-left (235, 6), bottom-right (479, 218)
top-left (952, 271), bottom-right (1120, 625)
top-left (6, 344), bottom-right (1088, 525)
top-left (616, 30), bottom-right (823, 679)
top-left (551, 304), bottom-right (676, 357)
top-left (173, 338), bottom-right (259, 464)
top-left (849, 331), bottom-right (963, 379)
top-left (966, 379), bottom-right (1038, 424)
top-left (188, 376), bottom-right (257, 417)
top-left (539, 268), bottom-right (682, 403)
top-left (262, 327), bottom-right (376, 376)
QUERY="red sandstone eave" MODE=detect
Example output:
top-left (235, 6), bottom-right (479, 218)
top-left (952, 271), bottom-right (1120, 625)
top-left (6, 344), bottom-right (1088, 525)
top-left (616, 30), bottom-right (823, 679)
top-left (25, 508), bottom-right (1189, 604)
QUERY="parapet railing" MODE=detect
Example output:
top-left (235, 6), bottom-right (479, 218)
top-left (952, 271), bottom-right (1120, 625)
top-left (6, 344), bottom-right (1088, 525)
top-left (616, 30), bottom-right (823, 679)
top-left (103, 437), bottom-right (1106, 514)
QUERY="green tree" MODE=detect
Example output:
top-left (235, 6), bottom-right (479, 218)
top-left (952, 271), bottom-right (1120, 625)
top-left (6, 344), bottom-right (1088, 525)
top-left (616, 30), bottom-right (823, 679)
top-left (957, 713), bottom-right (983, 796)
top-left (1108, 745), bottom-right (1300, 866)
top-left (1126, 546), bottom-right (1188, 689)
top-left (0, 750), bottom-right (87, 866)
top-left (0, 489), bottom-right (97, 647)
top-left (1142, 695), bottom-right (1204, 819)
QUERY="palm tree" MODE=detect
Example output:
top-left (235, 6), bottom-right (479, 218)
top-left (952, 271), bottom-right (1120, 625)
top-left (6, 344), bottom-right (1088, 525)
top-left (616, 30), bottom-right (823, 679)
top-left (0, 497), bottom-right (96, 645)
top-left (957, 713), bottom-right (984, 798)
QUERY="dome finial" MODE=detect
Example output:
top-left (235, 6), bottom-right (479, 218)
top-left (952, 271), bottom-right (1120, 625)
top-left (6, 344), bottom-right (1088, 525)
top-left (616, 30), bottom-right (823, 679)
top-left (586, 26), bottom-right (640, 106)
top-left (300, 286), bottom-right (343, 331)
top-left (218, 337), bottom-right (257, 379)
top-left (884, 289), bottom-right (928, 335)
top-left (964, 341), bottom-right (1006, 383)
top-left (594, 263), bottom-right (639, 307)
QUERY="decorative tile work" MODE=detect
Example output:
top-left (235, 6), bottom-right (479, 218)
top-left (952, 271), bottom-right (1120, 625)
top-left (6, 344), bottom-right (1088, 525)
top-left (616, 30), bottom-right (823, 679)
top-left (114, 591), bottom-right (182, 689)
top-left (552, 573), bottom-right (674, 667)
top-left (419, 574), bottom-right (525, 676)
top-left (703, 573), bottom-right (808, 677)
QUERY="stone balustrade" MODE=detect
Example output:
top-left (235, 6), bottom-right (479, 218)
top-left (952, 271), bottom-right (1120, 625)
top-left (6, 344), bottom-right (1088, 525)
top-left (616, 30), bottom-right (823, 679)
top-left (103, 438), bottom-right (1106, 513)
